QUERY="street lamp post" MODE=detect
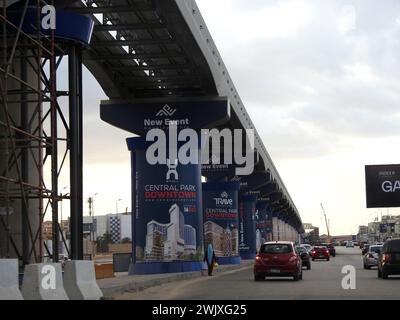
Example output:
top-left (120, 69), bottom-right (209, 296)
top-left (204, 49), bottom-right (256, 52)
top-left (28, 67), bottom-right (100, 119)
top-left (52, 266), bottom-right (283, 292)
top-left (87, 193), bottom-right (98, 260)
top-left (116, 198), bottom-right (122, 214)
top-left (60, 187), bottom-right (68, 225)
top-left (88, 193), bottom-right (98, 240)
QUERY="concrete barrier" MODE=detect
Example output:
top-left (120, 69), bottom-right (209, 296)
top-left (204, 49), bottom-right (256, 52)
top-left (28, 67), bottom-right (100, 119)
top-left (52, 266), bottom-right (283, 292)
top-left (64, 260), bottom-right (103, 300)
top-left (0, 259), bottom-right (23, 300)
top-left (21, 263), bottom-right (68, 300)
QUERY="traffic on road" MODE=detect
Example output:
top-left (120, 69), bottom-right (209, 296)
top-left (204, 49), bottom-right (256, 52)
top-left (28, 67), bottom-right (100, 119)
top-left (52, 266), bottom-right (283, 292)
top-left (110, 239), bottom-right (400, 301)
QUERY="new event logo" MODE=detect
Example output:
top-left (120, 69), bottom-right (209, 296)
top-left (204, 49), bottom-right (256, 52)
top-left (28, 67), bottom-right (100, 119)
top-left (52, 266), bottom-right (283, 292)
top-left (156, 104), bottom-right (177, 117)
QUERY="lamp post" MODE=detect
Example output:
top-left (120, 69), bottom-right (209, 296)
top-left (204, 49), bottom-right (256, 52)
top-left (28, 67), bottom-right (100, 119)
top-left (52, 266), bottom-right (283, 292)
top-left (87, 193), bottom-right (98, 260)
top-left (88, 193), bottom-right (98, 240)
top-left (59, 187), bottom-right (68, 225)
top-left (116, 198), bottom-right (122, 214)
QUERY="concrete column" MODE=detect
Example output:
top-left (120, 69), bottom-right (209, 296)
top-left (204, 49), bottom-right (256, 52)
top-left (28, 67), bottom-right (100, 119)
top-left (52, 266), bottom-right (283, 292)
top-left (0, 55), bottom-right (41, 263)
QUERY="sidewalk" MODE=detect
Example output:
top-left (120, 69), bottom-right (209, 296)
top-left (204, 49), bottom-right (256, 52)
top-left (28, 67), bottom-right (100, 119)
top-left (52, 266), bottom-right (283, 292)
top-left (98, 260), bottom-right (254, 298)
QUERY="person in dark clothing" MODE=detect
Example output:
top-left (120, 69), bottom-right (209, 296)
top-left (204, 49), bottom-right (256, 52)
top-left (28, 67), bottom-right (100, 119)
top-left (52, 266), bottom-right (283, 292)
top-left (205, 243), bottom-right (217, 276)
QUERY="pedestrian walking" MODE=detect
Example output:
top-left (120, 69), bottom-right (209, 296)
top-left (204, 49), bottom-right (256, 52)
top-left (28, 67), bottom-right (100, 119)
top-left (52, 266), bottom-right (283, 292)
top-left (205, 243), bottom-right (217, 276)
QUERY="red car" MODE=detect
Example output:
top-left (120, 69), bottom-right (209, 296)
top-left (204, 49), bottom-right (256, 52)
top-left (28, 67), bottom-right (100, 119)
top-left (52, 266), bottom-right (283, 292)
top-left (254, 241), bottom-right (303, 281)
top-left (311, 246), bottom-right (330, 261)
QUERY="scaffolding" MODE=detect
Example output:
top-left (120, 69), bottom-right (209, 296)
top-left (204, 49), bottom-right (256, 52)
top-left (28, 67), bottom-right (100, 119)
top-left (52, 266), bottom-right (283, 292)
top-left (0, 0), bottom-right (73, 265)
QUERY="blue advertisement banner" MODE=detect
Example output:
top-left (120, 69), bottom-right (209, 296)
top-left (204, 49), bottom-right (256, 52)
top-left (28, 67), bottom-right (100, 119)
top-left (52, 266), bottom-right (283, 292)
top-left (127, 137), bottom-right (203, 274)
top-left (239, 194), bottom-right (257, 260)
top-left (202, 182), bottom-right (240, 264)
top-left (255, 201), bottom-right (273, 249)
top-left (101, 98), bottom-right (230, 136)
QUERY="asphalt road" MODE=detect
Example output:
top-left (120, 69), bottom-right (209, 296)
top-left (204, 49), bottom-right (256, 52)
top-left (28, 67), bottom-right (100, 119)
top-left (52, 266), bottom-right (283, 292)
top-left (113, 247), bottom-right (400, 300)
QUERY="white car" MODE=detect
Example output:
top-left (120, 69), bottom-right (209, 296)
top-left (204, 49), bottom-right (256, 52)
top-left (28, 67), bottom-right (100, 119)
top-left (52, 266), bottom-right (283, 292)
top-left (346, 241), bottom-right (354, 248)
top-left (300, 244), bottom-right (313, 256)
top-left (363, 245), bottom-right (382, 269)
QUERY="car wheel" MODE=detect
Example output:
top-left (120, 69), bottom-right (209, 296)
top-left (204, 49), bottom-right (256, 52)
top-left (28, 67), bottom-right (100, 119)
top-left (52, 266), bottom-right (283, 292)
top-left (293, 273), bottom-right (299, 281)
top-left (254, 274), bottom-right (264, 281)
top-left (312, 258), bottom-right (315, 261)
top-left (363, 262), bottom-right (367, 269)
top-left (327, 258), bottom-right (330, 261)
top-left (382, 271), bottom-right (388, 279)
top-left (378, 268), bottom-right (382, 278)
top-left (299, 270), bottom-right (303, 280)
top-left (307, 263), bottom-right (311, 270)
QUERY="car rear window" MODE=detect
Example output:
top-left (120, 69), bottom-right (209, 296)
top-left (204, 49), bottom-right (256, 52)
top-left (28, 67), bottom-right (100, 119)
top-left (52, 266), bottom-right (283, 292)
top-left (369, 246), bottom-right (381, 253)
top-left (261, 244), bottom-right (293, 254)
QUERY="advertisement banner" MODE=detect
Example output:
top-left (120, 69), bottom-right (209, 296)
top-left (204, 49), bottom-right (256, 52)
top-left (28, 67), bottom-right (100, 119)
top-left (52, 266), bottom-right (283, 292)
top-left (101, 98), bottom-right (230, 136)
top-left (255, 201), bottom-right (273, 249)
top-left (127, 137), bottom-right (203, 274)
top-left (365, 164), bottom-right (400, 208)
top-left (202, 182), bottom-right (241, 265)
top-left (239, 194), bottom-right (257, 260)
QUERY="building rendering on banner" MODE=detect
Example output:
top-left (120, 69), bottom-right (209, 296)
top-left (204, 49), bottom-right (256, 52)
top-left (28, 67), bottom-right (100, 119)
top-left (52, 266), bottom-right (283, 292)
top-left (145, 204), bottom-right (197, 261)
top-left (204, 221), bottom-right (239, 257)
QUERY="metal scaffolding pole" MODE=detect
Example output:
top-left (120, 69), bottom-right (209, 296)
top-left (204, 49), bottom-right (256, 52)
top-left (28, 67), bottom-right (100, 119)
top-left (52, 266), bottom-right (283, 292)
top-left (69, 45), bottom-right (83, 260)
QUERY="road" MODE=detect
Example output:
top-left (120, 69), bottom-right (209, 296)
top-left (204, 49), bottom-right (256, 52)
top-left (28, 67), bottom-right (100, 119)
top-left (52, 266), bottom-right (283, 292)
top-left (112, 247), bottom-right (400, 300)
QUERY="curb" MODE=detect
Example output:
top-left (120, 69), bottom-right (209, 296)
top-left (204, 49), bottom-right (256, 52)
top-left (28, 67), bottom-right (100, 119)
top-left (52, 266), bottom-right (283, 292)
top-left (100, 260), bottom-right (253, 298)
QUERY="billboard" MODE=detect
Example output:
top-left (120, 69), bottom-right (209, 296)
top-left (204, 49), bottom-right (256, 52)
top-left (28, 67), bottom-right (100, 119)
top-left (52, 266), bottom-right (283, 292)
top-left (101, 98), bottom-right (230, 136)
top-left (365, 164), bottom-right (400, 208)
top-left (239, 194), bottom-right (257, 260)
top-left (127, 137), bottom-right (203, 274)
top-left (202, 182), bottom-right (240, 264)
top-left (255, 201), bottom-right (273, 249)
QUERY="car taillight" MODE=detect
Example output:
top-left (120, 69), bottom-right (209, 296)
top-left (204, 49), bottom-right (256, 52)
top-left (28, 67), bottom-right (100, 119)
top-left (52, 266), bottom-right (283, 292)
top-left (288, 256), bottom-right (297, 263)
top-left (255, 255), bottom-right (261, 261)
top-left (383, 253), bottom-right (392, 263)
top-left (312, 250), bottom-right (316, 254)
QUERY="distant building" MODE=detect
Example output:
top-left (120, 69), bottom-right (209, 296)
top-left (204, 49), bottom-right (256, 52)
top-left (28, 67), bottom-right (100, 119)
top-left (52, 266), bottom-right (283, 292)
top-left (307, 227), bottom-right (320, 244)
top-left (358, 225), bottom-right (368, 235)
top-left (82, 213), bottom-right (131, 243)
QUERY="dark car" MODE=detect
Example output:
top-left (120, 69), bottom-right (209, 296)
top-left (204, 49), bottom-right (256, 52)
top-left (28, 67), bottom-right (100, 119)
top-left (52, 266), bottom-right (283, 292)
top-left (362, 244), bottom-right (370, 255)
top-left (311, 246), bottom-right (330, 261)
top-left (323, 243), bottom-right (336, 257)
top-left (254, 241), bottom-right (303, 281)
top-left (377, 238), bottom-right (400, 279)
top-left (296, 246), bottom-right (311, 270)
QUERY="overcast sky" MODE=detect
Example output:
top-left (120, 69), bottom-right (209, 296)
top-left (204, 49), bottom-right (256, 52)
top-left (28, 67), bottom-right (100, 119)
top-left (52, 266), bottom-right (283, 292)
top-left (58, 0), bottom-right (400, 236)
